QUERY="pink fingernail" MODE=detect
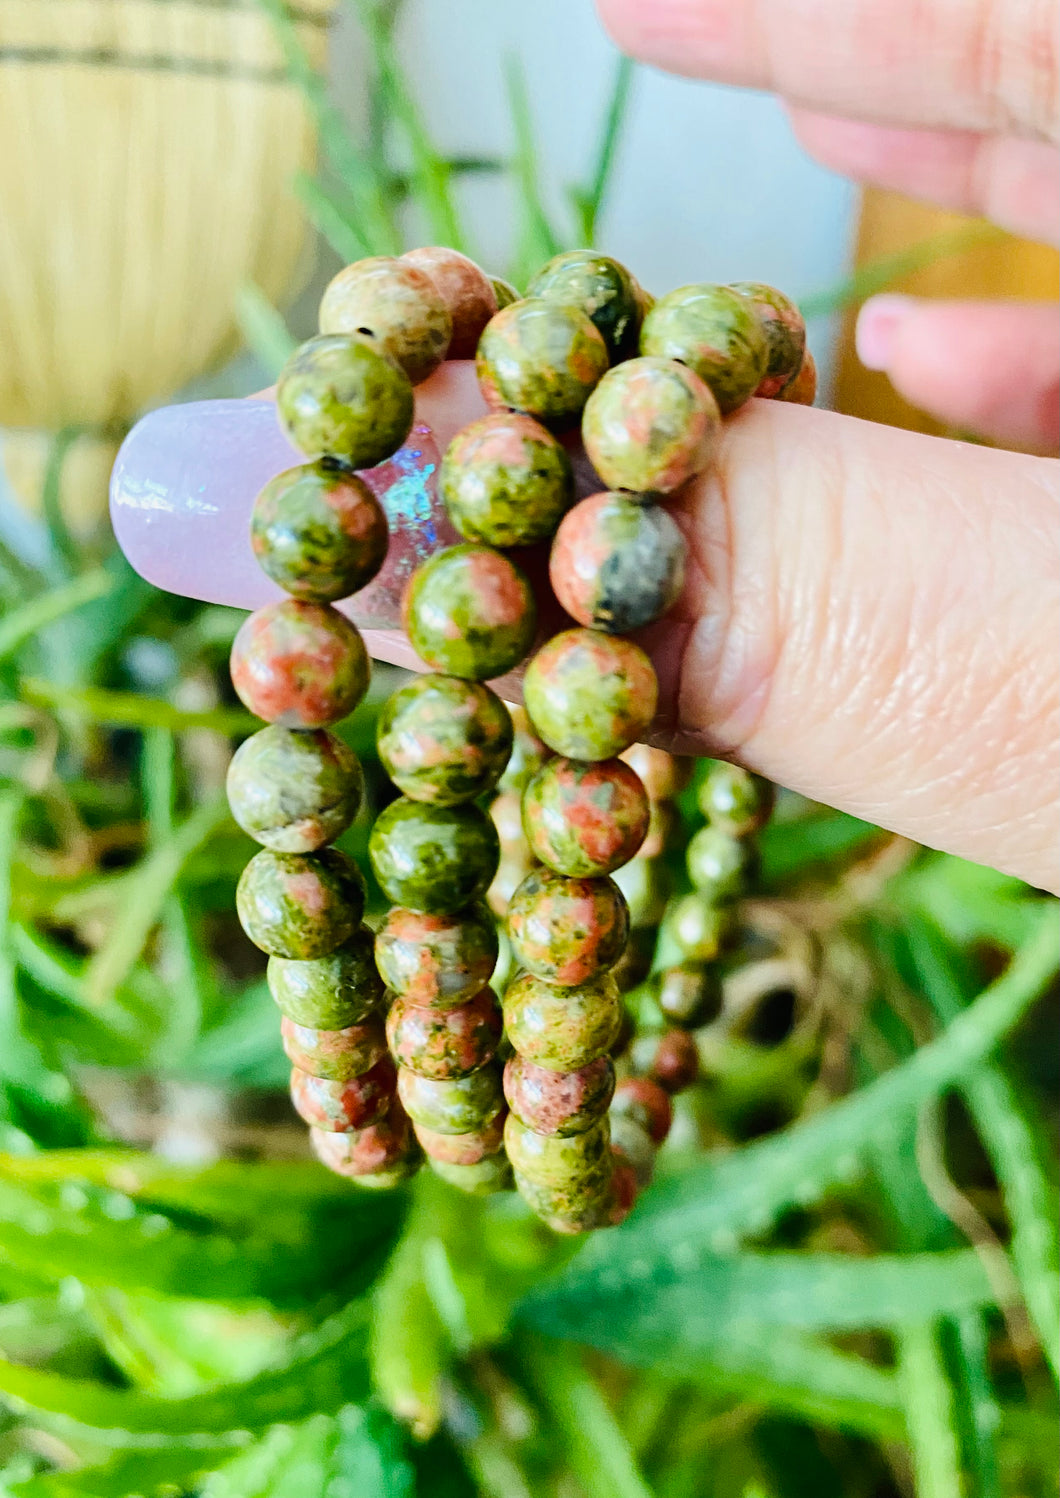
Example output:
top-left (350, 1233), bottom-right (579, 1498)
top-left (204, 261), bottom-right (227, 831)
top-left (855, 294), bottom-right (914, 371)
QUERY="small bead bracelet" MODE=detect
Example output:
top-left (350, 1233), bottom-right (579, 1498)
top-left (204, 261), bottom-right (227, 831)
top-left (224, 245), bottom-right (814, 1230)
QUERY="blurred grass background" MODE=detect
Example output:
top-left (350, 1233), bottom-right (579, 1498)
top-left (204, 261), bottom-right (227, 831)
top-left (0, 2), bottom-right (1057, 1495)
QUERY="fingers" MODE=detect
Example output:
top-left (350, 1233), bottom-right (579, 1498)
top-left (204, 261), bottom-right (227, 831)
top-left (854, 297), bottom-right (1060, 452)
top-left (788, 110), bottom-right (1059, 246)
top-left (595, 0), bottom-right (1060, 143)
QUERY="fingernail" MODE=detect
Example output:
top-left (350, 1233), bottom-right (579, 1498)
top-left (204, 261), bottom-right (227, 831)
top-left (110, 398), bottom-right (455, 628)
top-left (855, 294), bottom-right (915, 371)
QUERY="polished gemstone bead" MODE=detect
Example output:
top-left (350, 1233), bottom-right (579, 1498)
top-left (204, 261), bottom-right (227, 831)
top-left (429, 1152), bottom-right (513, 1195)
top-left (226, 726), bottom-right (363, 852)
top-left (369, 798), bottom-right (499, 914)
top-left (512, 1167), bottom-right (617, 1233)
top-left (377, 674), bottom-right (513, 805)
top-left (641, 283), bottom-right (768, 415)
top-left (777, 348), bottom-right (817, 405)
top-left (489, 275), bottom-right (520, 310)
top-left (612, 1076), bottom-right (673, 1144)
top-left (236, 847), bottom-right (365, 959)
top-left (497, 706), bottom-right (550, 794)
top-left (412, 1110), bottom-right (506, 1164)
top-left (280, 1013), bottom-right (387, 1082)
top-left (503, 1052), bottom-right (615, 1135)
top-left (267, 925), bottom-right (385, 1029)
top-left (403, 544), bottom-right (537, 681)
top-left (527, 250), bottom-right (640, 361)
top-left (374, 902), bottom-right (497, 1008)
top-left (522, 755), bottom-right (649, 877)
top-left (665, 893), bottom-right (734, 963)
top-left (609, 1114), bottom-right (656, 1189)
top-left (503, 970), bottom-right (622, 1071)
top-left (476, 298), bottom-right (609, 430)
top-left (549, 492), bottom-right (686, 633)
top-left (276, 333), bottom-right (413, 467)
top-left (401, 246), bottom-right (498, 359)
top-left (687, 825), bottom-right (756, 901)
top-left (619, 744), bottom-right (694, 802)
top-left (523, 628), bottom-right (657, 761)
top-left (310, 1108), bottom-right (419, 1182)
top-left (504, 1112), bottom-right (612, 1188)
top-left (290, 1053), bottom-right (396, 1131)
top-left (581, 357), bottom-right (720, 494)
top-left (729, 281), bottom-right (806, 399)
top-left (697, 761), bottom-right (776, 836)
top-left (386, 986), bottom-right (502, 1079)
top-left (612, 855), bottom-right (672, 927)
top-left (654, 963), bottom-right (724, 1029)
top-left (250, 461), bottom-right (389, 603)
top-left (230, 600), bottom-right (369, 728)
top-left (318, 256), bottom-right (452, 384)
top-left (397, 1064), bottom-right (504, 1135)
top-left (440, 412), bottom-right (574, 547)
top-left (507, 869), bottom-right (629, 985)
top-left (636, 1028), bottom-right (701, 1092)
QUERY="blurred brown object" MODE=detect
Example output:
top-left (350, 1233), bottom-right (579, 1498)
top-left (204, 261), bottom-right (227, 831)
top-left (833, 189), bottom-right (1060, 440)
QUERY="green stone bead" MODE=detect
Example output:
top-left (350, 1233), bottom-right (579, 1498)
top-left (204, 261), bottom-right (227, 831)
top-left (549, 492), bottom-right (686, 634)
top-left (276, 333), bottom-right (414, 468)
top-left (728, 281), bottom-right (806, 398)
top-left (640, 284), bottom-right (768, 415)
top-left (404, 544), bottom-right (537, 681)
top-left (250, 461), bottom-right (389, 603)
top-left (611, 854), bottom-right (672, 927)
top-left (476, 298), bottom-right (609, 431)
top-left (413, 1111), bottom-right (505, 1164)
top-left (609, 1115), bottom-right (656, 1190)
top-left (310, 1110), bottom-right (419, 1181)
top-left (236, 848), bottom-right (365, 959)
top-left (523, 628), bottom-right (657, 761)
top-left (268, 925), bottom-right (385, 1028)
top-left (512, 1168), bottom-right (615, 1232)
top-left (230, 600), bottom-right (369, 729)
top-left (291, 1055), bottom-right (395, 1131)
top-left (386, 987), bottom-right (502, 1079)
top-left (686, 825), bottom-right (755, 901)
top-left (612, 1076), bottom-right (673, 1144)
top-left (374, 903), bottom-right (498, 1008)
top-left (527, 250), bottom-right (640, 361)
top-left (778, 348), bottom-right (817, 406)
top-left (521, 755), bottom-right (649, 877)
top-left (504, 1112), bottom-right (612, 1189)
top-left (490, 275), bottom-right (520, 310)
top-left (318, 256), bottom-right (453, 385)
top-left (429, 1152), bottom-right (513, 1195)
top-left (503, 970), bottom-right (622, 1071)
top-left (697, 761), bottom-right (775, 836)
top-left (665, 893), bottom-right (733, 963)
top-left (281, 1013), bottom-right (387, 1081)
top-left (397, 1063), bottom-right (504, 1135)
top-left (507, 869), bottom-right (629, 986)
top-left (440, 412), bottom-right (575, 547)
top-left (581, 356), bottom-right (720, 494)
top-left (654, 963), bottom-right (723, 1029)
top-left (369, 798), bottom-right (499, 914)
top-left (226, 726), bottom-right (364, 853)
top-left (377, 675), bottom-right (513, 805)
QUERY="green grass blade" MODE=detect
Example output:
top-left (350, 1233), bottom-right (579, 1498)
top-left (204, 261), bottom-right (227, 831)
top-left (505, 54), bottom-right (563, 285)
top-left (899, 1322), bottom-right (964, 1498)
top-left (570, 54), bottom-right (635, 245)
top-left (950, 1313), bottom-right (1002, 1498)
top-left (294, 172), bottom-right (373, 263)
top-left (20, 679), bottom-right (256, 736)
top-left (0, 570), bottom-right (113, 661)
top-left (0, 789), bottom-right (47, 1087)
top-left (235, 283), bottom-right (298, 381)
top-left (38, 427), bottom-right (83, 581)
top-left (799, 224), bottom-right (1005, 320)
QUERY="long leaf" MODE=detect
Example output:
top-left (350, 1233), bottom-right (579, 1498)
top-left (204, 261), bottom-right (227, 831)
top-left (569, 55), bottom-right (635, 245)
top-left (0, 570), bottom-right (113, 661)
top-left (899, 1322), bottom-right (964, 1498)
top-left (20, 678), bottom-right (256, 735)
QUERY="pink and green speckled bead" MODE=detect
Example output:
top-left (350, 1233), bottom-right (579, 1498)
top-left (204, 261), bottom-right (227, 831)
top-left (397, 1063), bottom-right (505, 1135)
top-left (523, 628), bottom-right (658, 762)
top-left (521, 755), bottom-right (649, 878)
top-left (612, 1076), bottom-right (673, 1145)
top-left (655, 962), bottom-right (724, 1030)
top-left (377, 674), bottom-right (513, 805)
top-left (549, 492), bottom-right (686, 635)
top-left (226, 726), bottom-right (364, 853)
top-left (369, 798), bottom-right (499, 915)
top-left (267, 925), bottom-right (384, 1029)
top-left (290, 1053), bottom-right (396, 1132)
top-left (476, 299), bottom-right (609, 431)
top-left (504, 1112), bottom-right (613, 1192)
top-left (581, 356), bottom-right (720, 494)
top-left (250, 461), bottom-right (389, 604)
top-left (374, 903), bottom-right (497, 1008)
top-left (440, 412), bottom-right (574, 548)
top-left (230, 600), bottom-right (369, 729)
top-left (526, 250), bottom-right (640, 362)
top-left (503, 1051), bottom-right (615, 1135)
top-left (729, 281), bottom-right (806, 399)
top-left (778, 348), bottom-right (817, 406)
top-left (698, 761), bottom-right (776, 836)
top-left (281, 1013), bottom-right (387, 1082)
top-left (412, 1110), bottom-right (506, 1164)
top-left (386, 986), bottom-right (502, 1080)
top-left (502, 969), bottom-right (622, 1070)
top-left (236, 847), bottom-right (365, 960)
top-left (310, 1108), bottom-right (419, 1181)
top-left (318, 256), bottom-right (452, 385)
top-left (634, 1028), bottom-right (700, 1093)
top-left (665, 893), bottom-right (734, 964)
top-left (276, 333), bottom-right (414, 468)
top-left (507, 868), bottom-right (629, 985)
top-left (687, 824), bottom-right (756, 901)
top-left (430, 1153), bottom-right (513, 1195)
top-left (403, 544), bottom-right (537, 681)
top-left (401, 246), bottom-right (498, 360)
top-left (640, 283), bottom-right (768, 415)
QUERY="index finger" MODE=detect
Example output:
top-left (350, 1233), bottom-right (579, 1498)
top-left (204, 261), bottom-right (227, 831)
top-left (595, 0), bottom-right (1059, 143)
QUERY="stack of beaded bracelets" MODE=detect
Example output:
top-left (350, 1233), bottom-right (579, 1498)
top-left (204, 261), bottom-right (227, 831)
top-left (224, 243), bottom-right (813, 1228)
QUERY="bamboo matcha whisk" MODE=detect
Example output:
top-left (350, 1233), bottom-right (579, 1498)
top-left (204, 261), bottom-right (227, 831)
top-left (0, 0), bottom-right (332, 531)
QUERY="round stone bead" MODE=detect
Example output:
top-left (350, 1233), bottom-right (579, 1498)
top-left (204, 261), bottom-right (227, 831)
top-left (687, 825), bottom-right (756, 901)
top-left (374, 903), bottom-right (497, 1008)
top-left (403, 544), bottom-right (536, 681)
top-left (401, 246), bottom-right (498, 359)
top-left (609, 1115), bottom-right (656, 1190)
top-left (268, 925), bottom-right (384, 1029)
top-left (526, 250), bottom-right (639, 361)
top-left (507, 869), bottom-right (629, 985)
top-left (250, 461), bottom-right (389, 603)
top-left (635, 1028), bottom-right (700, 1093)
top-left (369, 798), bottom-right (499, 915)
top-left (236, 847), bottom-right (365, 959)
top-left (549, 492), bottom-right (686, 634)
top-left (638, 800), bottom-right (680, 860)
top-left (665, 895), bottom-right (733, 964)
top-left (413, 1111), bottom-right (505, 1164)
top-left (655, 963), bottom-right (723, 1029)
top-left (612, 1076), bottom-right (673, 1144)
top-left (310, 1107), bottom-right (418, 1180)
top-left (490, 275), bottom-right (520, 310)
top-left (290, 1053), bottom-right (396, 1131)
top-left (582, 357), bottom-right (720, 494)
top-left (522, 755), bottom-right (649, 877)
top-left (641, 284), bottom-right (768, 415)
top-left (729, 281), bottom-right (806, 399)
top-left (440, 413), bottom-right (574, 548)
top-left (397, 1064), bottom-right (504, 1135)
top-left (498, 706), bottom-right (549, 794)
top-left (612, 856), bottom-right (671, 928)
top-left (377, 675), bottom-right (513, 805)
top-left (230, 600), bottom-right (369, 729)
top-left (318, 256), bottom-right (452, 384)
top-left (609, 925), bottom-right (656, 993)
top-left (386, 987), bottom-right (502, 1080)
top-left (697, 762), bottom-right (775, 836)
top-left (276, 333), bottom-right (414, 468)
top-left (503, 970), bottom-right (622, 1071)
top-left (523, 628), bottom-right (657, 761)
top-left (777, 348), bottom-right (817, 406)
top-left (280, 1013), bottom-right (387, 1082)
top-left (226, 726), bottom-right (364, 853)
top-left (619, 744), bottom-right (694, 802)
top-left (504, 1112), bottom-right (612, 1187)
top-left (476, 299), bottom-right (609, 431)
top-left (504, 1052), bottom-right (615, 1135)
top-left (512, 1168), bottom-right (616, 1233)
top-left (430, 1152), bottom-right (513, 1195)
